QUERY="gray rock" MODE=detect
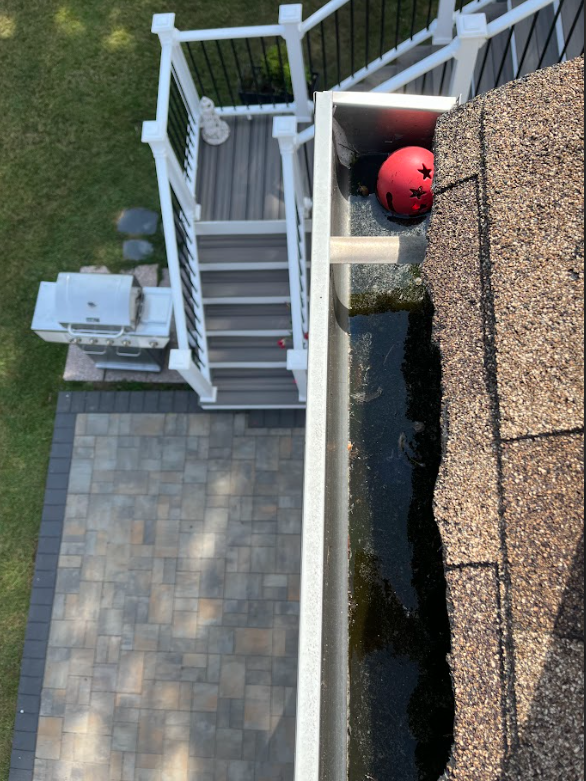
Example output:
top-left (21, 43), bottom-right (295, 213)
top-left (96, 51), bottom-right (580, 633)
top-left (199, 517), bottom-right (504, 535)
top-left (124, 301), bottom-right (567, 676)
top-left (117, 208), bottom-right (159, 236)
top-left (123, 264), bottom-right (158, 288)
top-left (123, 239), bottom-right (155, 262)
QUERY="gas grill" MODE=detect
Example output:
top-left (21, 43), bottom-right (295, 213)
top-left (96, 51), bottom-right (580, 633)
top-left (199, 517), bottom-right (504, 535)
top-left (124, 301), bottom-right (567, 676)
top-left (32, 273), bottom-right (173, 372)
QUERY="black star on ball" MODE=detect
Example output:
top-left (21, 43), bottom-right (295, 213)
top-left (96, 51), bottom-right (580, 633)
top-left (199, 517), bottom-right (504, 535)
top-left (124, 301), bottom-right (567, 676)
top-left (410, 186), bottom-right (425, 200)
top-left (418, 163), bottom-right (433, 180)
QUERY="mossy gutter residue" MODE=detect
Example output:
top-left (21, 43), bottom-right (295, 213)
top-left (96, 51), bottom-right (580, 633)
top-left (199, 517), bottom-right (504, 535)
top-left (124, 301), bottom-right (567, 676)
top-left (347, 264), bottom-right (454, 781)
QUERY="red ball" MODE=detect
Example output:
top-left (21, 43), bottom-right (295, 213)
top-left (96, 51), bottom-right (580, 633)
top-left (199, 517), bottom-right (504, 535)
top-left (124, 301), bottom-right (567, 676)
top-left (376, 146), bottom-right (435, 217)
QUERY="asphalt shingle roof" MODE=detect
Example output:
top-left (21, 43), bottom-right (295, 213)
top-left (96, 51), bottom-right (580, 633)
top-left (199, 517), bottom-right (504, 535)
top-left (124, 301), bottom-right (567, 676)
top-left (423, 56), bottom-right (585, 780)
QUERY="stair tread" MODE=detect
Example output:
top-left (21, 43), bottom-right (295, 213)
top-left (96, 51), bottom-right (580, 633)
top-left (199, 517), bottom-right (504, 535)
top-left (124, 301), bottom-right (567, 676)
top-left (199, 247), bottom-right (288, 264)
top-left (201, 392), bottom-right (303, 409)
top-left (203, 279), bottom-right (291, 298)
top-left (207, 314), bottom-right (292, 331)
top-left (209, 344), bottom-right (290, 363)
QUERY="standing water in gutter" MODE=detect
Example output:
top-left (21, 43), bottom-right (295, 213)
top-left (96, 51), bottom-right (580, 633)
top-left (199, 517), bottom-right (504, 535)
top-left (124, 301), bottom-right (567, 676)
top-left (348, 262), bottom-right (454, 781)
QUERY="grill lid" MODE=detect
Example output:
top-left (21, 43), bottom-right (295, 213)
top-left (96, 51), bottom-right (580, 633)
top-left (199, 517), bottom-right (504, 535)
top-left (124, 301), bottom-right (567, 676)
top-left (55, 273), bottom-right (142, 330)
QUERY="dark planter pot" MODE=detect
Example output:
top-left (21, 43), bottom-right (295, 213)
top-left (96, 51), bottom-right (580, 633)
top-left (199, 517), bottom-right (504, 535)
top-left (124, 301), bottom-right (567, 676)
top-left (238, 71), bottom-right (319, 106)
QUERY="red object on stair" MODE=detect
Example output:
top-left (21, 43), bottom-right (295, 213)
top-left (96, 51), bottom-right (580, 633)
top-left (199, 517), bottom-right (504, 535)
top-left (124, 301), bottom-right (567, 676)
top-left (376, 146), bottom-right (435, 217)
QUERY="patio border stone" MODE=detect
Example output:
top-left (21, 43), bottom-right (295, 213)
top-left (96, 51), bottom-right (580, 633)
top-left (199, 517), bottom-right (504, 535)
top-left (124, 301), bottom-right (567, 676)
top-left (9, 390), bottom-right (305, 781)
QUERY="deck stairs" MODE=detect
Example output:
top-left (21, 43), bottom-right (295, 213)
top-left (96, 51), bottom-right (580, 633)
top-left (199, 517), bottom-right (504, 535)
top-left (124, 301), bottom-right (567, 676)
top-left (144, 0), bottom-right (584, 408)
top-left (195, 117), bottom-right (313, 408)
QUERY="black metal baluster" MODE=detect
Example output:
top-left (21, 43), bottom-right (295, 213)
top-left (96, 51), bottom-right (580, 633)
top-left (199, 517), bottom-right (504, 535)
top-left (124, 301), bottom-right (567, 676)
top-left (170, 92), bottom-right (191, 140)
top-left (350, 0), bottom-right (356, 75)
top-left (276, 37), bottom-right (291, 105)
top-left (260, 37), bottom-right (276, 107)
top-left (411, 0), bottom-right (419, 39)
top-left (216, 40), bottom-right (237, 107)
top-left (245, 38), bottom-right (263, 106)
top-left (366, 0), bottom-right (371, 68)
top-left (169, 87), bottom-right (188, 130)
top-left (494, 26), bottom-right (516, 88)
top-left (168, 106), bottom-right (185, 145)
top-left (515, 10), bottom-right (541, 78)
top-left (169, 91), bottom-right (187, 139)
top-left (321, 21), bottom-right (329, 89)
top-left (185, 43), bottom-right (207, 97)
top-left (395, 0), bottom-right (403, 48)
top-left (458, 0), bottom-right (465, 11)
top-left (168, 110), bottom-right (187, 155)
top-left (230, 40), bottom-right (248, 108)
top-left (167, 127), bottom-right (184, 163)
top-left (306, 32), bottom-right (315, 88)
top-left (167, 104), bottom-right (188, 161)
top-left (426, 0), bottom-right (434, 30)
top-left (335, 10), bottom-right (342, 86)
top-left (537, 0), bottom-right (567, 69)
top-left (303, 144), bottom-right (312, 194)
top-left (380, 0), bottom-right (387, 59)
top-left (474, 38), bottom-right (493, 96)
top-left (558, 0), bottom-right (584, 62)
top-left (171, 73), bottom-right (196, 125)
top-left (439, 60), bottom-right (449, 95)
top-left (200, 41), bottom-right (222, 105)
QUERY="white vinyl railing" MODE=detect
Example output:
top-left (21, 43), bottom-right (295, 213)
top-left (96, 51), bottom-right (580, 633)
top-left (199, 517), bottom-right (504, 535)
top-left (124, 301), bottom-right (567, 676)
top-left (143, 14), bottom-right (216, 403)
top-left (371, 0), bottom-right (573, 96)
top-left (273, 117), bottom-right (311, 402)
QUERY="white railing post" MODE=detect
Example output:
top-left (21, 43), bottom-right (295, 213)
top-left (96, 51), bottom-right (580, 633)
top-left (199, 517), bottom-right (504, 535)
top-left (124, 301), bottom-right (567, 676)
top-left (433, 0), bottom-right (457, 44)
top-left (273, 116), bottom-right (309, 401)
top-left (279, 5), bottom-right (313, 122)
top-left (153, 12), bottom-right (200, 117)
top-left (450, 14), bottom-right (489, 101)
top-left (142, 122), bottom-right (217, 404)
top-left (169, 350), bottom-right (218, 403)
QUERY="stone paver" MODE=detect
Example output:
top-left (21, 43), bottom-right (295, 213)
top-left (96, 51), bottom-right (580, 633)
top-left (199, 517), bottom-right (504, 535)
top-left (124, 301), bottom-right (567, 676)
top-left (117, 208), bottom-right (160, 237)
top-left (34, 413), bottom-right (303, 781)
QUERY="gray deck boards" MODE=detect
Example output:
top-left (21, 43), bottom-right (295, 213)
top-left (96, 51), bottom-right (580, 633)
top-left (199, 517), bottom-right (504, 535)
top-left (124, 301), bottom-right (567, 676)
top-left (197, 116), bottom-right (312, 222)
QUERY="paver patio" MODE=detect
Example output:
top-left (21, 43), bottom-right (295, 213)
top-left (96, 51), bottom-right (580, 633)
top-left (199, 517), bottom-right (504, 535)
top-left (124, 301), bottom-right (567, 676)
top-left (32, 411), bottom-right (304, 781)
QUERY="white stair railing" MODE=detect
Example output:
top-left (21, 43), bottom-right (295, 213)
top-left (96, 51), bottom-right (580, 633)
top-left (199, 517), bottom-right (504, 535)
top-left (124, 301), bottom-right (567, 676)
top-left (143, 14), bottom-right (217, 403)
top-left (370, 0), bottom-right (579, 100)
top-left (273, 117), bottom-right (311, 402)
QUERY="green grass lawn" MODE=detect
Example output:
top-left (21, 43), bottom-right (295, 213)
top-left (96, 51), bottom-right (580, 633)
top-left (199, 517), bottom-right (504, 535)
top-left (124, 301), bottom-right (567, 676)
top-left (0, 0), bottom-right (431, 774)
top-left (0, 1), bottom-right (328, 774)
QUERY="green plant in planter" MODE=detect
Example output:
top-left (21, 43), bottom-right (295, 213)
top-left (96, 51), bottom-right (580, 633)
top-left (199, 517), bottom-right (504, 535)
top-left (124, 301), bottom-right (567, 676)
top-left (264, 45), bottom-right (296, 94)
top-left (240, 44), bottom-right (312, 97)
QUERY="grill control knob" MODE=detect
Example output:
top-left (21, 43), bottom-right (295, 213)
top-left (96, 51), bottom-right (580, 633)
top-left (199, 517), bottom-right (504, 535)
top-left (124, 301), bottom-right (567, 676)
top-left (90, 338), bottom-right (99, 345)
top-left (122, 340), bottom-right (131, 347)
top-left (149, 341), bottom-right (159, 349)
top-left (106, 340), bottom-right (114, 346)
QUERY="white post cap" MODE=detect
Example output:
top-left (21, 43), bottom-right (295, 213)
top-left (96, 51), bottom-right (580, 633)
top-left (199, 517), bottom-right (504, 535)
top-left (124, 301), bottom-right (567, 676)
top-left (273, 115), bottom-right (298, 139)
top-left (279, 4), bottom-right (304, 24)
top-left (456, 13), bottom-right (489, 39)
top-left (287, 349), bottom-right (309, 371)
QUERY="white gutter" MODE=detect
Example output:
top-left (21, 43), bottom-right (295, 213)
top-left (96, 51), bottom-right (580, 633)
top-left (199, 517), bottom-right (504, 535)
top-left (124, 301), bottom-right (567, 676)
top-left (294, 91), bottom-right (334, 781)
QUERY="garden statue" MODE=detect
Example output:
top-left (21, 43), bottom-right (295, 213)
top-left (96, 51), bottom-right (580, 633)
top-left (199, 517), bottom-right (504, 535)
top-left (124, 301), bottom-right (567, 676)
top-left (200, 97), bottom-right (230, 146)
